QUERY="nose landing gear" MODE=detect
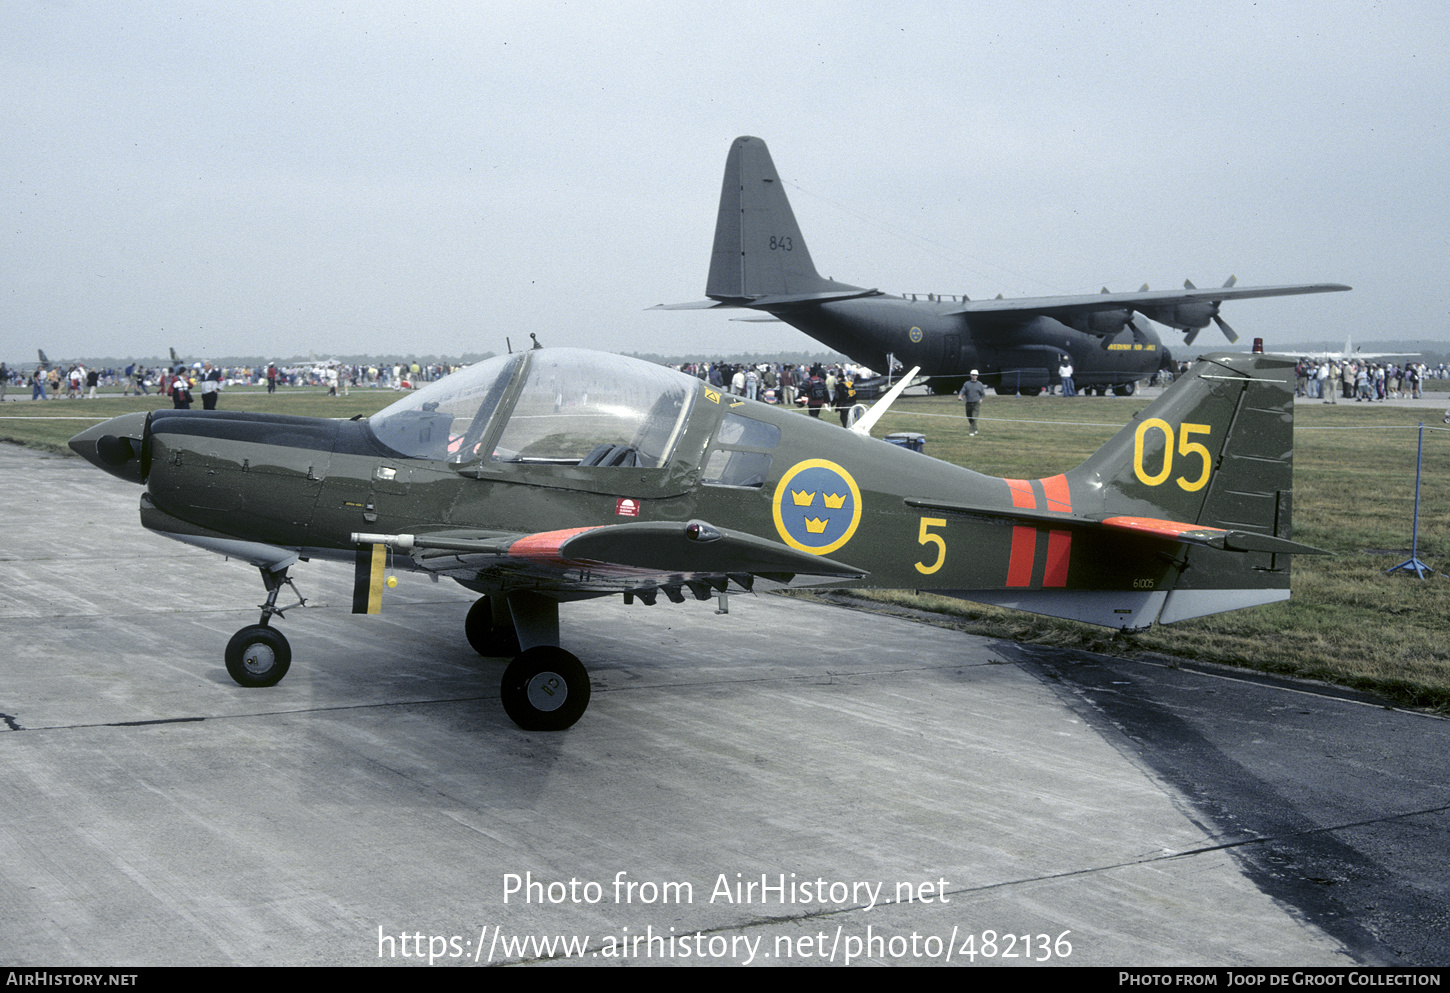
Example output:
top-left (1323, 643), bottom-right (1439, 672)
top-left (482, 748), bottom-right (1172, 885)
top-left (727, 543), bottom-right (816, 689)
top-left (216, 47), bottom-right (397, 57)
top-left (224, 566), bottom-right (305, 688)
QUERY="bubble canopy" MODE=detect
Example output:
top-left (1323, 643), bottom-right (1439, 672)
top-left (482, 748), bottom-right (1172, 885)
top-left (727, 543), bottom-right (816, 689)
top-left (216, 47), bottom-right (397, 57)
top-left (367, 349), bottom-right (698, 467)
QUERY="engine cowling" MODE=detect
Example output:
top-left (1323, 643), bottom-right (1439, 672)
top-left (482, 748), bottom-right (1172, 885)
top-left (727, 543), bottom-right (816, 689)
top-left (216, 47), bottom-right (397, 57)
top-left (1136, 301), bottom-right (1215, 331)
top-left (1066, 309), bottom-right (1134, 337)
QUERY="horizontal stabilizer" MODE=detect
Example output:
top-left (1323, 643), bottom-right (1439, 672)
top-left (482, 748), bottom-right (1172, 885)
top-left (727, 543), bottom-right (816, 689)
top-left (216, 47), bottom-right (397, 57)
top-left (650, 299), bottom-right (732, 311)
top-left (743, 290), bottom-right (883, 307)
top-left (651, 288), bottom-right (881, 311)
top-left (1098, 517), bottom-right (1329, 555)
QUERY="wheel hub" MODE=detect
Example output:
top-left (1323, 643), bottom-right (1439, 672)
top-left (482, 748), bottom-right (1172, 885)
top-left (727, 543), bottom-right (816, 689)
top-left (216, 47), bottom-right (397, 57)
top-left (526, 671), bottom-right (567, 712)
top-left (242, 644), bottom-right (276, 674)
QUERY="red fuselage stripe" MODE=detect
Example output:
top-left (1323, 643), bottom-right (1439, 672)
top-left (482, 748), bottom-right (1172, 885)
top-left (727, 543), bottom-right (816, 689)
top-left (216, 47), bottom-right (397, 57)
top-left (1006, 478), bottom-right (1036, 509)
top-left (1043, 530), bottom-right (1071, 587)
top-left (1041, 474), bottom-right (1072, 514)
top-left (1007, 526), bottom-right (1036, 587)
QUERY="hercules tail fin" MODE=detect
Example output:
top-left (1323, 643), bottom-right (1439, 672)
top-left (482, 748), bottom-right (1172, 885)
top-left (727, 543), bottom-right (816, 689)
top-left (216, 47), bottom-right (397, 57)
top-left (705, 136), bottom-right (862, 301)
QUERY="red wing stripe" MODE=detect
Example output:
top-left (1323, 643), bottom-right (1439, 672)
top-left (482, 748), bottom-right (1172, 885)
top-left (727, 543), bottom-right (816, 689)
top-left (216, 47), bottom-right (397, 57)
top-left (1043, 530), bottom-right (1071, 587)
top-left (1040, 474), bottom-right (1072, 514)
top-left (1005, 479), bottom-right (1037, 510)
top-left (1007, 526), bottom-right (1035, 587)
top-left (1101, 517), bottom-right (1228, 540)
top-left (508, 526), bottom-right (604, 561)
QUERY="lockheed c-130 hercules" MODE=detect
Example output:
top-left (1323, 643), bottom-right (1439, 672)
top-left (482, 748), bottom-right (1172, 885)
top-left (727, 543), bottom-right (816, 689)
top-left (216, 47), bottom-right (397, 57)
top-left (657, 136), bottom-right (1350, 396)
top-left (70, 344), bottom-right (1323, 731)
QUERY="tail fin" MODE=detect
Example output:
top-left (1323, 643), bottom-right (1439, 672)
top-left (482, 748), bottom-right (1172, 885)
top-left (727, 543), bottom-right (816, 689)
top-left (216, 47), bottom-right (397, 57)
top-left (1067, 351), bottom-right (1316, 625)
top-left (938, 352), bottom-right (1321, 630)
top-left (706, 136), bottom-right (861, 301)
top-left (1070, 351), bottom-right (1296, 538)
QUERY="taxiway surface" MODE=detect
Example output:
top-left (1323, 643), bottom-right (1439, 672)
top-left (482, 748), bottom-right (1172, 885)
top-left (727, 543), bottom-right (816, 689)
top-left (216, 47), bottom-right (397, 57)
top-left (1, 443), bottom-right (1445, 966)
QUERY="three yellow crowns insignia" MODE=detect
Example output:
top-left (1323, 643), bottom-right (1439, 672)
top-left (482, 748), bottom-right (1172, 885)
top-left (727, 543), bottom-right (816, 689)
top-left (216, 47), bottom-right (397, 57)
top-left (773, 460), bottom-right (863, 556)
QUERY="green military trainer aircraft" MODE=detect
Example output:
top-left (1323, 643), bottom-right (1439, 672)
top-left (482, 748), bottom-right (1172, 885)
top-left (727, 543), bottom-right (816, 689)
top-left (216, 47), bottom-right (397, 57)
top-left (70, 346), bottom-right (1322, 731)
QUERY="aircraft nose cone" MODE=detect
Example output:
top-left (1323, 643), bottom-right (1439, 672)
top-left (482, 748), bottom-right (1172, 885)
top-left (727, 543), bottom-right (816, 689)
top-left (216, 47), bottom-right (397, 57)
top-left (69, 412), bottom-right (149, 484)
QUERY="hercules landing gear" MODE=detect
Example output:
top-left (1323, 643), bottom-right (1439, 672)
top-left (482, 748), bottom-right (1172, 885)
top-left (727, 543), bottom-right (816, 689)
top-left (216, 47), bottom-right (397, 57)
top-left (224, 565), bottom-right (304, 689)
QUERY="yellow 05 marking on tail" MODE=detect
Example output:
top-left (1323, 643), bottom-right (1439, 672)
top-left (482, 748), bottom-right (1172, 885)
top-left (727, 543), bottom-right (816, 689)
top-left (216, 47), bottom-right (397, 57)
top-left (1133, 419), bottom-right (1213, 492)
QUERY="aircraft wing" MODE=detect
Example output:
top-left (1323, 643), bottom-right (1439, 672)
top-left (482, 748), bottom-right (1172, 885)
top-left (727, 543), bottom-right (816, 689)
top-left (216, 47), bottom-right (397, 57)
top-left (352, 520), bottom-right (867, 598)
top-left (943, 283), bottom-right (1350, 318)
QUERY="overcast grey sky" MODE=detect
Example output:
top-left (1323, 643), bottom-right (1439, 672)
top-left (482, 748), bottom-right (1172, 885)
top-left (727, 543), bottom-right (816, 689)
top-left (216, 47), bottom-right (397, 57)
top-left (4, 1), bottom-right (1446, 364)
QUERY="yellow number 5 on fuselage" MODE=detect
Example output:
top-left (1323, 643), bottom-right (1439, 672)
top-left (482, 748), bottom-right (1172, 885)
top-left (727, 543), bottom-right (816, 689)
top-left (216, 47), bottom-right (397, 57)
top-left (915, 517), bottom-right (947, 575)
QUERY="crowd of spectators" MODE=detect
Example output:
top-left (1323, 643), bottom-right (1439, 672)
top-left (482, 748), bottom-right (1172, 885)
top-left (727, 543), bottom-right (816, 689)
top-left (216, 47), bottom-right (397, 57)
top-left (673, 359), bottom-right (879, 425)
top-left (0, 358), bottom-right (469, 401)
top-left (5, 355), bottom-right (1448, 412)
top-left (1293, 359), bottom-right (1445, 402)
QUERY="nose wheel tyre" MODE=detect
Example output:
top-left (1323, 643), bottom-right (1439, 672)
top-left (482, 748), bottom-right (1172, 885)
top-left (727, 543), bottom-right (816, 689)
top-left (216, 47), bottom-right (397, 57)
top-left (225, 625), bottom-right (292, 687)
top-left (500, 647), bottom-right (590, 731)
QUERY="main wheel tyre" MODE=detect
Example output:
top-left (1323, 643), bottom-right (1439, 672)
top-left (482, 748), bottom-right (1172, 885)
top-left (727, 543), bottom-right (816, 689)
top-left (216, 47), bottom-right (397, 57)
top-left (500, 647), bottom-right (590, 731)
top-left (225, 625), bottom-right (292, 687)
top-left (1113, 382), bottom-right (1137, 397)
top-left (464, 596), bottom-right (520, 657)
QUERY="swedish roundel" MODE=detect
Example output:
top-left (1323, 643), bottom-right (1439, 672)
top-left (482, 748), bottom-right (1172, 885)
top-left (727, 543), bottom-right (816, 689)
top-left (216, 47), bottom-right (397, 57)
top-left (772, 459), bottom-right (863, 556)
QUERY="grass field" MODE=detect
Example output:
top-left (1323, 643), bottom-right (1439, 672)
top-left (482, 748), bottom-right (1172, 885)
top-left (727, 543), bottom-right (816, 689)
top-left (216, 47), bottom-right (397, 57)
top-left (6, 381), bottom-right (1449, 710)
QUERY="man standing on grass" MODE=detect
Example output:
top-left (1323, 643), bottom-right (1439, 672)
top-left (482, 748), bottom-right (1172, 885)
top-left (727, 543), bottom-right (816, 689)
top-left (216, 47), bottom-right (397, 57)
top-left (958, 370), bottom-right (987, 436)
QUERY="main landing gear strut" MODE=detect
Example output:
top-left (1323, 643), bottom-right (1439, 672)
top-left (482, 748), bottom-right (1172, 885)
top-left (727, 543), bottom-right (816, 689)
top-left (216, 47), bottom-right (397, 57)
top-left (224, 565), bottom-right (305, 688)
top-left (220, 570), bottom-right (588, 732)
top-left (468, 592), bottom-right (590, 732)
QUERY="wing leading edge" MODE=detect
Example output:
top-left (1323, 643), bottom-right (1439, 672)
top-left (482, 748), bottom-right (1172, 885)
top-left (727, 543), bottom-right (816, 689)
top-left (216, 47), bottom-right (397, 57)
top-left (350, 520), bottom-right (867, 603)
top-left (944, 283), bottom-right (1351, 318)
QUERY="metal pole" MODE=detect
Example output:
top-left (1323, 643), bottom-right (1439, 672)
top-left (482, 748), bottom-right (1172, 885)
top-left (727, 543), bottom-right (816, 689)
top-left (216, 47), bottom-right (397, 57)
top-left (1385, 422), bottom-right (1439, 578)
